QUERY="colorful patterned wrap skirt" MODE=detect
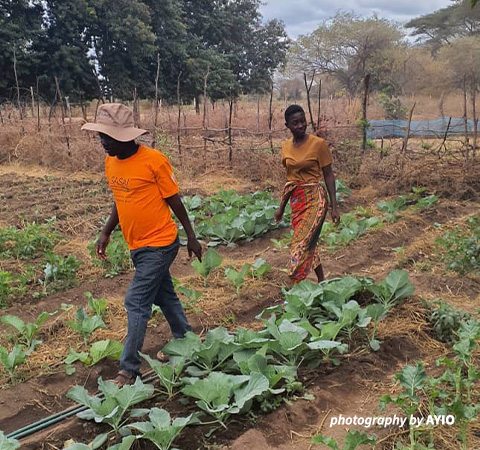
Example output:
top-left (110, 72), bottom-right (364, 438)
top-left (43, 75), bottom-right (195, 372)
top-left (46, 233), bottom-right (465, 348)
top-left (282, 182), bottom-right (328, 283)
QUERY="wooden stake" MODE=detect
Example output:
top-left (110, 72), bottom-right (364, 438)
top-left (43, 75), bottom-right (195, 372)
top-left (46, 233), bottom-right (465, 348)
top-left (13, 45), bottom-right (24, 133)
top-left (202, 65), bottom-right (210, 170)
top-left (30, 86), bottom-right (35, 119)
top-left (464, 74), bottom-right (469, 161)
top-left (361, 74), bottom-right (370, 152)
top-left (132, 87), bottom-right (139, 127)
top-left (472, 77), bottom-right (477, 159)
top-left (316, 79), bottom-right (322, 131)
top-left (177, 71), bottom-right (182, 156)
top-left (228, 94), bottom-right (234, 163)
top-left (268, 82), bottom-right (274, 153)
top-left (438, 116), bottom-right (451, 158)
top-left (401, 101), bottom-right (416, 155)
top-left (54, 76), bottom-right (70, 149)
top-left (153, 53), bottom-right (160, 148)
top-left (36, 77), bottom-right (40, 131)
top-left (303, 71), bottom-right (316, 132)
top-left (256, 94), bottom-right (260, 133)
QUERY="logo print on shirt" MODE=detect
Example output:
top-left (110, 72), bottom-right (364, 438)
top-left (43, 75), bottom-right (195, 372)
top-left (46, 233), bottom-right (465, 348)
top-left (109, 176), bottom-right (130, 192)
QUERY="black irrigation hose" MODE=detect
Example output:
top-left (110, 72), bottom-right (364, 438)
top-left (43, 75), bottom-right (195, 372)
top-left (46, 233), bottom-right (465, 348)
top-left (7, 371), bottom-right (157, 441)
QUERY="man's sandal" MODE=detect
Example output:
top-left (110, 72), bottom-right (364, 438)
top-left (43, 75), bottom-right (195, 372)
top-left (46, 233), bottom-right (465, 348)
top-left (109, 370), bottom-right (136, 387)
top-left (156, 350), bottom-right (169, 363)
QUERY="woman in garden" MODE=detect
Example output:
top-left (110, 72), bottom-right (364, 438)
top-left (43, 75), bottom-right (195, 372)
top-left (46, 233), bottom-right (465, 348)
top-left (274, 105), bottom-right (340, 284)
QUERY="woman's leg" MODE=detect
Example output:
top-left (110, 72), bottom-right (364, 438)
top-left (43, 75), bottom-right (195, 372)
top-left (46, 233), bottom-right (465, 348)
top-left (314, 264), bottom-right (325, 282)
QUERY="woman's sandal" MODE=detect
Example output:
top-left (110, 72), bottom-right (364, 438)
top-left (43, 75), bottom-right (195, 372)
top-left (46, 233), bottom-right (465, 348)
top-left (109, 370), bottom-right (136, 387)
top-left (156, 350), bottom-right (169, 363)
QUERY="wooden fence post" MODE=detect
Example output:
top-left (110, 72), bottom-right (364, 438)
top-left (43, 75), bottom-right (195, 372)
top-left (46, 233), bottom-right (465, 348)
top-left (401, 101), bottom-right (416, 155)
top-left (303, 71), bottom-right (316, 132)
top-left (256, 94), bottom-right (260, 133)
top-left (202, 65), bottom-right (210, 170)
top-left (54, 76), bottom-right (70, 149)
top-left (438, 117), bottom-right (452, 158)
top-left (472, 78), bottom-right (477, 159)
top-left (228, 94), bottom-right (234, 163)
top-left (361, 74), bottom-right (370, 152)
top-left (30, 86), bottom-right (35, 119)
top-left (268, 83), bottom-right (274, 153)
top-left (463, 74), bottom-right (470, 162)
top-left (177, 71), bottom-right (182, 157)
top-left (36, 77), bottom-right (41, 131)
top-left (316, 79), bottom-right (322, 131)
top-left (13, 45), bottom-right (24, 134)
top-left (153, 53), bottom-right (160, 148)
top-left (132, 87), bottom-right (139, 127)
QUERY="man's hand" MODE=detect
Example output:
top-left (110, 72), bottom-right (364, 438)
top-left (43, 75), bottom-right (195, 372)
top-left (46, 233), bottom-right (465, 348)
top-left (187, 236), bottom-right (202, 262)
top-left (331, 205), bottom-right (340, 227)
top-left (274, 207), bottom-right (284, 223)
top-left (95, 231), bottom-right (110, 260)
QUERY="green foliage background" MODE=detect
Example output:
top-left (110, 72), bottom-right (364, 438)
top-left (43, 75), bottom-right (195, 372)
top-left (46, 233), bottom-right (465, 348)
top-left (0, 0), bottom-right (288, 103)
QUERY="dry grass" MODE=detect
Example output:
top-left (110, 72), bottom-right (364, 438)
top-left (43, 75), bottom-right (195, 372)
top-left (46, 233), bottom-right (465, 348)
top-left (2, 95), bottom-right (477, 201)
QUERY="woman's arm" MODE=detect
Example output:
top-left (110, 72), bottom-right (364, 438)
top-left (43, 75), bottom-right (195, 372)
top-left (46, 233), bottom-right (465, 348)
top-left (274, 189), bottom-right (293, 223)
top-left (322, 164), bottom-right (340, 226)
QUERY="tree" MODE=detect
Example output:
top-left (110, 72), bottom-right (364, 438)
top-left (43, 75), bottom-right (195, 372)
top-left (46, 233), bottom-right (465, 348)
top-left (181, 0), bottom-right (288, 97)
top-left (0, 0), bottom-right (287, 104)
top-left (142, 0), bottom-right (188, 100)
top-left (88, 0), bottom-right (156, 99)
top-left (405, 0), bottom-right (480, 53)
top-left (289, 13), bottom-right (404, 97)
top-left (0, 0), bottom-right (44, 101)
top-left (34, 0), bottom-right (98, 102)
top-left (439, 36), bottom-right (480, 154)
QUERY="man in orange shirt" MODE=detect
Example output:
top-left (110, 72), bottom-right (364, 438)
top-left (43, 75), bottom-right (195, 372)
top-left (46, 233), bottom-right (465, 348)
top-left (82, 104), bottom-right (202, 385)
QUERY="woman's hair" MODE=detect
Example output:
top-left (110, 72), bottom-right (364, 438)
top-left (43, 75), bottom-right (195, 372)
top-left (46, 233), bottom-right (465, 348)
top-left (285, 104), bottom-right (305, 123)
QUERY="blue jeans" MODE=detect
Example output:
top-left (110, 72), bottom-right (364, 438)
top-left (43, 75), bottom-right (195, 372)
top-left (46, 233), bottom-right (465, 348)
top-left (119, 238), bottom-right (191, 376)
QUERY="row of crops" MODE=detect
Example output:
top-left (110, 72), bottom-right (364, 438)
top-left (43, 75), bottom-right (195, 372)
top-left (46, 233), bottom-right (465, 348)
top-left (1, 269), bottom-right (418, 449)
top-left (3, 269), bottom-right (478, 450)
top-left (0, 253), bottom-right (273, 382)
top-left (1, 185), bottom-right (478, 306)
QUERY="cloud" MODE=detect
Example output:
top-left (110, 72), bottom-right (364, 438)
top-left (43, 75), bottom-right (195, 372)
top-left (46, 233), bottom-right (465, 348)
top-left (260, 0), bottom-right (452, 38)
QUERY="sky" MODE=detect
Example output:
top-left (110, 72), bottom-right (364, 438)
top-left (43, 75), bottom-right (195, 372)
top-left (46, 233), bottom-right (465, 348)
top-left (259, 0), bottom-right (453, 38)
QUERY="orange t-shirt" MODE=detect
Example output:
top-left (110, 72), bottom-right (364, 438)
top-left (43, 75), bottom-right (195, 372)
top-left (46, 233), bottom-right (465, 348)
top-left (105, 146), bottom-right (179, 250)
top-left (281, 134), bottom-right (332, 183)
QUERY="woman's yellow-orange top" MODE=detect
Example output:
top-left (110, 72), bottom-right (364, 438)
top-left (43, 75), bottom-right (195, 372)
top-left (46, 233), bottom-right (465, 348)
top-left (281, 134), bottom-right (332, 183)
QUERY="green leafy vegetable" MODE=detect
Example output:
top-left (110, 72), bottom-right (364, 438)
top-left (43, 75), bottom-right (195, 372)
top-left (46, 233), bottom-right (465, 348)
top-left (312, 430), bottom-right (376, 449)
top-left (66, 306), bottom-right (106, 344)
top-left (140, 352), bottom-right (185, 398)
top-left (0, 430), bottom-right (20, 450)
top-left (225, 263), bottom-right (252, 293)
top-left (67, 377), bottom-right (154, 432)
top-left (128, 408), bottom-right (198, 450)
top-left (252, 258), bottom-right (272, 278)
top-left (0, 345), bottom-right (28, 379)
top-left (191, 248), bottom-right (223, 285)
top-left (0, 310), bottom-right (56, 351)
top-left (182, 371), bottom-right (269, 428)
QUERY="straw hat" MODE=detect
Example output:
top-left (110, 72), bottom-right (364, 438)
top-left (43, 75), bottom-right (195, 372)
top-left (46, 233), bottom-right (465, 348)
top-left (81, 103), bottom-right (148, 142)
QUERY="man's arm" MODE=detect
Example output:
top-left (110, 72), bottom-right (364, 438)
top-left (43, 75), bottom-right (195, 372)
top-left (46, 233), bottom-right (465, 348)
top-left (95, 203), bottom-right (119, 260)
top-left (165, 193), bottom-right (202, 261)
top-left (322, 164), bottom-right (340, 226)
